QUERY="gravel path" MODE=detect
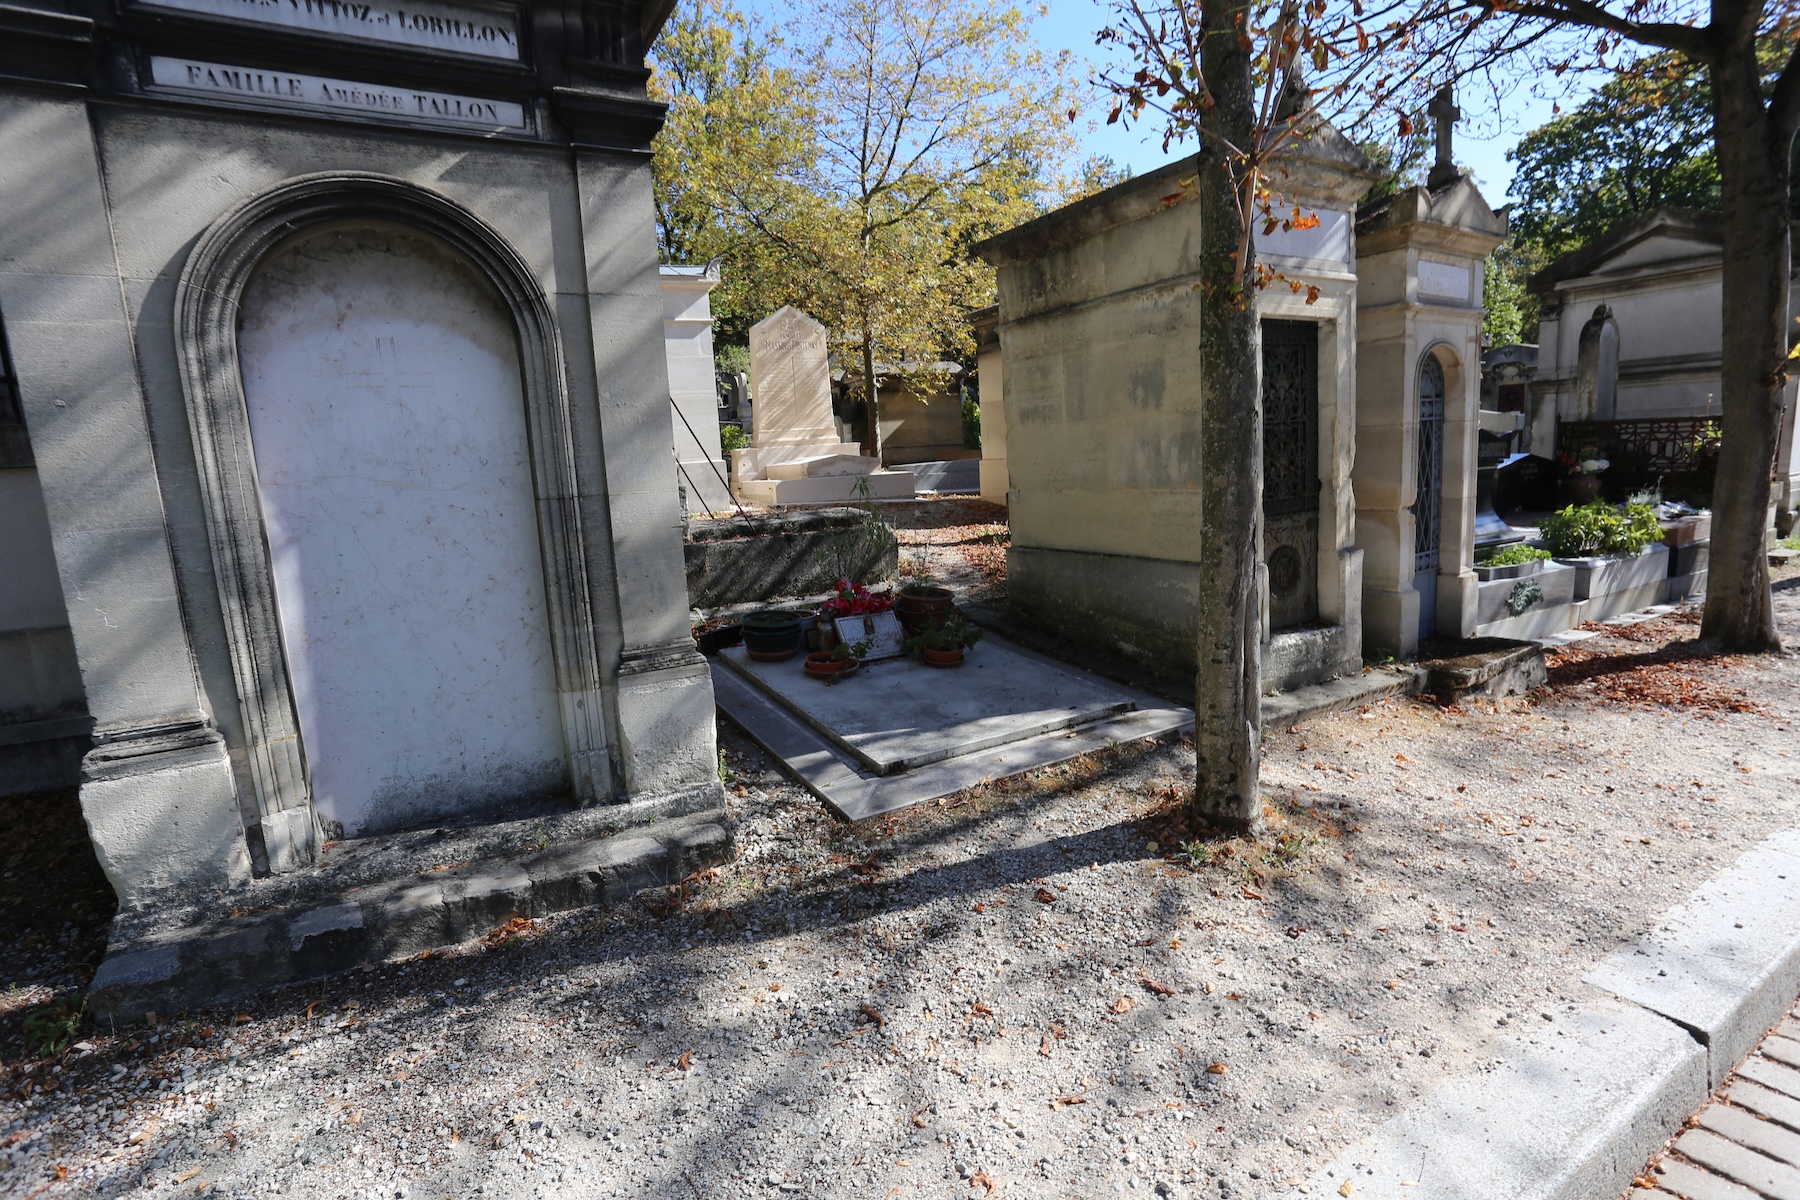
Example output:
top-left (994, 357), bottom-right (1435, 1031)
top-left (7, 578), bottom-right (1800, 1200)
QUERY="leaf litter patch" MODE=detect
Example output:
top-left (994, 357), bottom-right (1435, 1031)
top-left (1544, 611), bottom-right (1771, 715)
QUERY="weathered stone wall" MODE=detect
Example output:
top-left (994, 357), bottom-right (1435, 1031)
top-left (685, 508), bottom-right (897, 608)
top-left (976, 146), bottom-right (1370, 692)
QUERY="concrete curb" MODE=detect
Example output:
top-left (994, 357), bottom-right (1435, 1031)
top-left (1585, 829), bottom-right (1800, 1084)
top-left (1285, 829), bottom-right (1800, 1200)
top-left (88, 809), bottom-right (733, 1025)
top-left (1286, 1002), bottom-right (1705, 1200)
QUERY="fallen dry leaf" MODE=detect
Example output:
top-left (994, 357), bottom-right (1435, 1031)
top-left (1111, 996), bottom-right (1134, 1015)
top-left (176, 1169), bottom-right (200, 1184)
top-left (971, 1167), bottom-right (996, 1194)
top-left (676, 1051), bottom-right (693, 1072)
top-left (970, 1001), bottom-right (995, 1017)
top-left (1052, 1094), bottom-right (1088, 1108)
top-left (858, 1004), bottom-right (886, 1030)
top-left (1139, 974), bottom-right (1175, 997)
top-left (1039, 1036), bottom-right (1053, 1058)
top-left (1034, 888), bottom-right (1058, 904)
top-left (1207, 1062), bottom-right (1229, 1075)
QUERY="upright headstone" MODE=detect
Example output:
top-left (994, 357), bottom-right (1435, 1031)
top-left (749, 307), bottom-right (839, 447)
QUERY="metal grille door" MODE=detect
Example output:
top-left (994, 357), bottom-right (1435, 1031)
top-left (1413, 354), bottom-right (1446, 639)
top-left (1261, 321), bottom-right (1320, 630)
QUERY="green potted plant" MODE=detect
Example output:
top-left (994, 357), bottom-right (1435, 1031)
top-left (1473, 543), bottom-right (1551, 582)
top-left (1538, 501), bottom-right (1669, 605)
top-left (904, 615), bottom-right (982, 667)
top-left (804, 638), bottom-right (870, 679)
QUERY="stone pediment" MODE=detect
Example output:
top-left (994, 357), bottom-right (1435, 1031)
top-left (1356, 174), bottom-right (1507, 253)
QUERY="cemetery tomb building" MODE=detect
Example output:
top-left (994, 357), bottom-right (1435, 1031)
top-left (971, 304), bottom-right (1009, 505)
top-left (0, 0), bottom-right (726, 1010)
top-left (972, 133), bottom-right (1379, 691)
top-left (1528, 207), bottom-right (1800, 514)
top-left (1353, 122), bottom-right (1508, 657)
top-left (661, 261), bottom-right (733, 514)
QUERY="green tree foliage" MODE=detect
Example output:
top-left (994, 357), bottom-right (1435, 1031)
top-left (648, 0), bottom-right (1082, 452)
top-left (1507, 43), bottom-right (1800, 269)
top-left (1482, 236), bottom-right (1544, 345)
top-left (1507, 51), bottom-right (1724, 262)
top-left (648, 1), bottom-right (815, 346)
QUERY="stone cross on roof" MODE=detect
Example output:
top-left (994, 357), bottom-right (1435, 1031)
top-left (1427, 85), bottom-right (1461, 189)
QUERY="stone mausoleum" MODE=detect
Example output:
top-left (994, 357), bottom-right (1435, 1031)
top-left (973, 130), bottom-right (1380, 692)
top-left (973, 101), bottom-right (1515, 673)
top-left (0, 0), bottom-right (726, 1014)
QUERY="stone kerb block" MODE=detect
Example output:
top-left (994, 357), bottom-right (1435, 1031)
top-left (1586, 830), bottom-right (1800, 1084)
top-left (1559, 544), bottom-right (1670, 602)
top-left (749, 307), bottom-right (838, 447)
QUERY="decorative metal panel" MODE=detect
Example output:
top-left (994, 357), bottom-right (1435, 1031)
top-left (1262, 321), bottom-right (1320, 630)
top-left (1558, 417), bottom-right (1731, 499)
top-left (1414, 354), bottom-right (1445, 577)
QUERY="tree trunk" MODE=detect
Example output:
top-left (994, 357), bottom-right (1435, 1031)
top-left (1702, 33), bottom-right (1789, 653)
top-left (1191, 0), bottom-right (1262, 832)
top-left (860, 321), bottom-right (883, 462)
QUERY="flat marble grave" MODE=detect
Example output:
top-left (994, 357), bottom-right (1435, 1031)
top-left (712, 635), bottom-right (1192, 821)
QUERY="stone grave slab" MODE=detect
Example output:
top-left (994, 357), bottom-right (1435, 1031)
top-left (719, 638), bottom-right (1136, 775)
top-left (711, 633), bottom-right (1191, 821)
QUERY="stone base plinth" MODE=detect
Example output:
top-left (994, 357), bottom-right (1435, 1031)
top-left (89, 803), bottom-right (731, 1024)
top-left (735, 470), bottom-right (915, 506)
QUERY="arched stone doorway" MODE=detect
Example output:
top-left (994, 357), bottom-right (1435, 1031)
top-left (237, 225), bottom-right (569, 837)
top-left (176, 174), bottom-right (612, 870)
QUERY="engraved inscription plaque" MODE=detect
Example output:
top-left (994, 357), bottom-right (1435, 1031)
top-left (137, 0), bottom-right (522, 60)
top-left (148, 57), bottom-right (528, 131)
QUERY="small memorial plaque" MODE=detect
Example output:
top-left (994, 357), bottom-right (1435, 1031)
top-left (1418, 259), bottom-right (1471, 302)
top-left (148, 57), bottom-right (527, 133)
top-left (834, 612), bottom-right (905, 662)
top-left (136, 0), bottom-right (522, 61)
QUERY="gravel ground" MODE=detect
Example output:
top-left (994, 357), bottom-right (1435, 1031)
top-left (7, 575), bottom-right (1800, 1200)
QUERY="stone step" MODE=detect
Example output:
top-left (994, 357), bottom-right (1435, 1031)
top-left (89, 808), bottom-right (733, 1025)
top-left (1260, 668), bottom-right (1414, 729)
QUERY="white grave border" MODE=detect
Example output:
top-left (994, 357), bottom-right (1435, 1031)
top-left (175, 172), bottom-right (612, 871)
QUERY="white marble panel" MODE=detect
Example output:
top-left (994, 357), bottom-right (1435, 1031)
top-left (1419, 259), bottom-right (1472, 301)
top-left (239, 227), bottom-right (567, 835)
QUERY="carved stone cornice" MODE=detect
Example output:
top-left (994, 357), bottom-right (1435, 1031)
top-left (551, 85), bottom-right (664, 154)
top-left (0, 4), bottom-right (95, 88)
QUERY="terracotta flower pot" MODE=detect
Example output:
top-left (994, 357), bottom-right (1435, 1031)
top-left (804, 651), bottom-right (858, 679)
top-left (896, 585), bottom-right (954, 635)
top-left (1562, 474), bottom-right (1603, 505)
top-left (923, 647), bottom-right (965, 668)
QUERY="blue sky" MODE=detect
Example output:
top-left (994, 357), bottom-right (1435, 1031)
top-left (1028, 0), bottom-right (1570, 204)
top-left (735, 0), bottom-right (1591, 205)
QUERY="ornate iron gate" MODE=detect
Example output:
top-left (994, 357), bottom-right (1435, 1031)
top-left (1414, 353), bottom-right (1445, 639)
top-left (1262, 320), bottom-right (1320, 630)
